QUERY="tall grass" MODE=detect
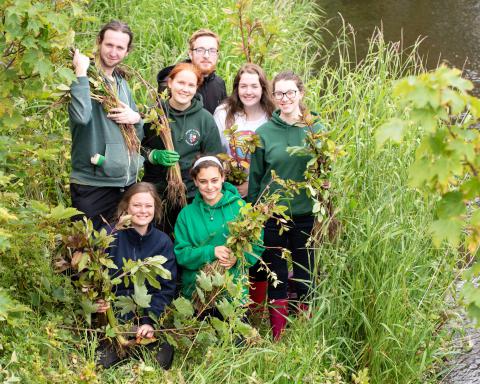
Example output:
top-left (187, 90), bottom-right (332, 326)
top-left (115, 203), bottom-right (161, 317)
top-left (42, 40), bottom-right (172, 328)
top-left (1, 1), bottom-right (458, 383)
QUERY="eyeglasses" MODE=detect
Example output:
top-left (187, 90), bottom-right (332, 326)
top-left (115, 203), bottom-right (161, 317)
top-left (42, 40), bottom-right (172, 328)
top-left (272, 90), bottom-right (298, 100)
top-left (191, 47), bottom-right (218, 56)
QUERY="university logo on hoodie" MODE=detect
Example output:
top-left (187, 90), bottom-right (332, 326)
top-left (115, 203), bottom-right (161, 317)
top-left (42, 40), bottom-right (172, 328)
top-left (185, 129), bottom-right (201, 146)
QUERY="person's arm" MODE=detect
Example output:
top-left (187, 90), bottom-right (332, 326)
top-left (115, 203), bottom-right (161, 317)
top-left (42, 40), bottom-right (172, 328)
top-left (174, 210), bottom-right (216, 270)
top-left (141, 236), bottom-right (178, 325)
top-left (213, 106), bottom-right (229, 153)
top-left (247, 137), bottom-right (266, 204)
top-left (68, 50), bottom-right (92, 126)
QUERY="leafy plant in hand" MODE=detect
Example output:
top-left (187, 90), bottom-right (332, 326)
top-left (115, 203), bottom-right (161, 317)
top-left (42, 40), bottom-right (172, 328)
top-left (217, 124), bottom-right (262, 185)
top-left (54, 217), bottom-right (172, 348)
top-left (132, 68), bottom-right (188, 210)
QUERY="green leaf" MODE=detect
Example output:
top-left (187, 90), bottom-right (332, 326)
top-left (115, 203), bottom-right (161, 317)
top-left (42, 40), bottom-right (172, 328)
top-left (408, 158), bottom-right (432, 188)
top-left (99, 257), bottom-right (117, 269)
top-left (77, 253), bottom-right (90, 272)
top-left (470, 209), bottom-right (480, 228)
top-left (172, 297), bottom-right (194, 318)
top-left (436, 191), bottom-right (466, 219)
top-left (48, 205), bottom-right (82, 221)
top-left (116, 295), bottom-right (137, 316)
top-left (210, 317), bottom-right (228, 336)
top-left (375, 118), bottom-right (406, 147)
top-left (430, 218), bottom-right (463, 247)
top-left (211, 272), bottom-right (225, 287)
top-left (411, 108), bottom-right (438, 132)
top-left (133, 283), bottom-right (151, 308)
top-left (195, 286), bottom-right (205, 304)
top-left (216, 298), bottom-right (235, 319)
top-left (196, 271), bottom-right (213, 292)
top-left (80, 298), bottom-right (97, 325)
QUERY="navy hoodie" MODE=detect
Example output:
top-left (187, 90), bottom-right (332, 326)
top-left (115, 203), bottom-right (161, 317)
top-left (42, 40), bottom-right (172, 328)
top-left (107, 225), bottom-right (177, 325)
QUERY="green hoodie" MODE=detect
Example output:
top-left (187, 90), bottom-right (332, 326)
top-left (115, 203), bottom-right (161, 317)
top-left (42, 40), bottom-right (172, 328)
top-left (69, 75), bottom-right (144, 187)
top-left (174, 182), bottom-right (262, 299)
top-left (142, 96), bottom-right (223, 199)
top-left (247, 110), bottom-right (325, 216)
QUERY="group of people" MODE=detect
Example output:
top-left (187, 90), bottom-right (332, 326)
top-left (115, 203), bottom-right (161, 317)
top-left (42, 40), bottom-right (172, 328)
top-left (68, 20), bottom-right (322, 368)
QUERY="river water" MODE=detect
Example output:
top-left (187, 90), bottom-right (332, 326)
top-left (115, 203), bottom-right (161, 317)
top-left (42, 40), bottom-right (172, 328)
top-left (317, 0), bottom-right (480, 91)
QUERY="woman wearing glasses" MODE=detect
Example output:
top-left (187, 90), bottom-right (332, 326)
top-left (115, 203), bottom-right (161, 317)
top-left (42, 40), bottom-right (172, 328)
top-left (248, 70), bottom-right (323, 340)
top-left (142, 62), bottom-right (223, 236)
top-left (213, 63), bottom-right (275, 197)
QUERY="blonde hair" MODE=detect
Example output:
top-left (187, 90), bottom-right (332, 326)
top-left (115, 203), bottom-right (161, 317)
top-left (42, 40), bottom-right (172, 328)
top-left (188, 29), bottom-right (220, 50)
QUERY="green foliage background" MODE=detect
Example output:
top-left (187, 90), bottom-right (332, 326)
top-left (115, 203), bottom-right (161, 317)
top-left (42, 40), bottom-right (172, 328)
top-left (0, 0), bottom-right (458, 383)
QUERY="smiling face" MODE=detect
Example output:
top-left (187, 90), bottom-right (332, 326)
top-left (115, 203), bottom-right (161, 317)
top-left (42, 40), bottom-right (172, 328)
top-left (98, 29), bottom-right (130, 74)
top-left (127, 192), bottom-right (155, 234)
top-left (238, 72), bottom-right (262, 108)
top-left (273, 79), bottom-right (303, 118)
top-left (167, 69), bottom-right (199, 110)
top-left (194, 166), bottom-right (225, 206)
top-left (189, 35), bottom-right (219, 75)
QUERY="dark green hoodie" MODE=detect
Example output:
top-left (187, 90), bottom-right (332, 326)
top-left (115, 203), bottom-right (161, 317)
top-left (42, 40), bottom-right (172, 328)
top-left (142, 96), bottom-right (223, 199)
top-left (174, 182), bottom-right (262, 299)
top-left (247, 110), bottom-right (325, 216)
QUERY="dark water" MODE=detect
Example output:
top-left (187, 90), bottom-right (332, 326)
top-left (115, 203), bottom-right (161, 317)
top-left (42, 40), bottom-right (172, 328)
top-left (318, 0), bottom-right (480, 90)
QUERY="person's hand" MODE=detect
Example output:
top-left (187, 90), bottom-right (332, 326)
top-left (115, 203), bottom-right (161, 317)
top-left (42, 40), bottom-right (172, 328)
top-left (107, 101), bottom-right (141, 125)
top-left (72, 49), bottom-right (90, 77)
top-left (149, 149), bottom-right (180, 166)
top-left (236, 181), bottom-right (248, 198)
top-left (95, 299), bottom-right (110, 314)
top-left (214, 246), bottom-right (237, 269)
top-left (136, 324), bottom-right (155, 339)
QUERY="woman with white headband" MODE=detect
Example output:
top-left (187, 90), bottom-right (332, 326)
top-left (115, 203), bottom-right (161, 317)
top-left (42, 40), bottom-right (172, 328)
top-left (173, 155), bottom-right (262, 300)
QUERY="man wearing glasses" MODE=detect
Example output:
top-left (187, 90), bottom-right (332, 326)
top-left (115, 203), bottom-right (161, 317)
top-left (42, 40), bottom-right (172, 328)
top-left (157, 29), bottom-right (227, 114)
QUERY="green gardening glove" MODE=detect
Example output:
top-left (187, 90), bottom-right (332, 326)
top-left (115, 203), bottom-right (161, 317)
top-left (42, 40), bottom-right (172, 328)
top-left (149, 149), bottom-right (180, 166)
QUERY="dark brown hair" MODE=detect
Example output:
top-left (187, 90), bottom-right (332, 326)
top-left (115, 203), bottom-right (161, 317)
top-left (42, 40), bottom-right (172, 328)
top-left (97, 20), bottom-right (134, 51)
top-left (272, 70), bottom-right (306, 113)
top-left (188, 29), bottom-right (220, 50)
top-left (168, 62), bottom-right (203, 89)
top-left (189, 156), bottom-right (225, 180)
top-left (224, 63), bottom-right (275, 129)
top-left (116, 182), bottom-right (162, 222)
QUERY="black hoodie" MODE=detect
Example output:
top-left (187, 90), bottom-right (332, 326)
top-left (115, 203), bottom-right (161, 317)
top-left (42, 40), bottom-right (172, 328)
top-left (142, 96), bottom-right (223, 199)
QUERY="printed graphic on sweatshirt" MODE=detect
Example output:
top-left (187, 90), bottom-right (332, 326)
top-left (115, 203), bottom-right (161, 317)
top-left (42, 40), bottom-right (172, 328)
top-left (185, 129), bottom-right (201, 146)
top-left (229, 129), bottom-right (255, 162)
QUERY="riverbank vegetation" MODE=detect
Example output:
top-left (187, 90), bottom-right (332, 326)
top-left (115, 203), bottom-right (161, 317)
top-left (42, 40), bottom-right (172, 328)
top-left (1, 0), bottom-right (459, 382)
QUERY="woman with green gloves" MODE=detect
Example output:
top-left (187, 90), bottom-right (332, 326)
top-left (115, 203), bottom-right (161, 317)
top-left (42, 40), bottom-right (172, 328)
top-left (142, 62), bottom-right (223, 236)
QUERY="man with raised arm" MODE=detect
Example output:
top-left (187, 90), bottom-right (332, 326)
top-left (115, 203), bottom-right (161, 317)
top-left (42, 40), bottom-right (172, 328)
top-left (157, 29), bottom-right (227, 114)
top-left (69, 20), bottom-right (144, 229)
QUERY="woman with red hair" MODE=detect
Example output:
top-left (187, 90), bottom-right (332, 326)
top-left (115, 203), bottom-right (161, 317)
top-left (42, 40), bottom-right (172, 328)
top-left (142, 63), bottom-right (223, 236)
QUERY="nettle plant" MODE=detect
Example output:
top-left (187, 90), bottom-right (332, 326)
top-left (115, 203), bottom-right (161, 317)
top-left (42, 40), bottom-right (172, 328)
top-left (376, 65), bottom-right (480, 320)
